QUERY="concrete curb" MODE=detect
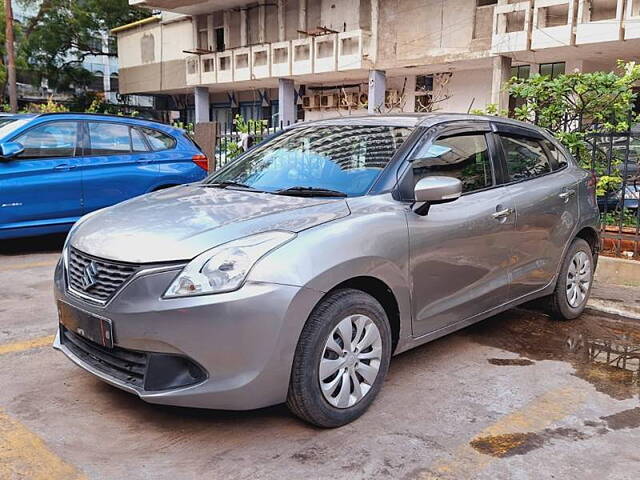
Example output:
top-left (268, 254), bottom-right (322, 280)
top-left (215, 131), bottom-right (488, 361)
top-left (595, 255), bottom-right (640, 288)
top-left (587, 256), bottom-right (640, 320)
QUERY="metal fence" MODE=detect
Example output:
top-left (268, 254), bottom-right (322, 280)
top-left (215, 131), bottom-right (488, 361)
top-left (585, 130), bottom-right (640, 259)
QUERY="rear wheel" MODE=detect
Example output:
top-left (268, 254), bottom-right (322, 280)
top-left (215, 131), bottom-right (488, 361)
top-left (286, 289), bottom-right (392, 428)
top-left (548, 238), bottom-right (594, 320)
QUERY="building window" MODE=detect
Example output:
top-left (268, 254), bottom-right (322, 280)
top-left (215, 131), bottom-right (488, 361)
top-left (540, 62), bottom-right (565, 79)
top-left (511, 64), bottom-right (531, 80)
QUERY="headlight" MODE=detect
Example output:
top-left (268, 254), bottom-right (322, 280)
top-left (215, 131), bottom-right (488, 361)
top-left (164, 231), bottom-right (295, 298)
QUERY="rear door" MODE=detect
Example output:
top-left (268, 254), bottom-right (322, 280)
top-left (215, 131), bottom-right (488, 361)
top-left (0, 120), bottom-right (82, 233)
top-left (406, 122), bottom-right (516, 337)
top-left (80, 121), bottom-right (159, 213)
top-left (494, 124), bottom-right (580, 300)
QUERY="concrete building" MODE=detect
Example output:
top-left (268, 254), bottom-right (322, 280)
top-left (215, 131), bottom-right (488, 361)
top-left (113, 0), bottom-right (640, 125)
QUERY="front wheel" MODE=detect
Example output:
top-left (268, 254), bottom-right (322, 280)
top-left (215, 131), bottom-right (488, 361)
top-left (548, 238), bottom-right (594, 320)
top-left (286, 289), bottom-right (392, 428)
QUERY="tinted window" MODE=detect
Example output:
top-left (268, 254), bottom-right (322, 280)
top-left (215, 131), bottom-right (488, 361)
top-left (14, 121), bottom-right (78, 158)
top-left (500, 135), bottom-right (551, 181)
top-left (411, 133), bottom-right (493, 193)
top-left (89, 122), bottom-right (131, 155)
top-left (141, 128), bottom-right (176, 151)
top-left (131, 128), bottom-right (149, 152)
top-left (206, 125), bottom-right (413, 197)
top-left (542, 139), bottom-right (568, 169)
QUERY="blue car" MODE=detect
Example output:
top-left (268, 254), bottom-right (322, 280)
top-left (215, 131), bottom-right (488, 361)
top-left (0, 113), bottom-right (208, 240)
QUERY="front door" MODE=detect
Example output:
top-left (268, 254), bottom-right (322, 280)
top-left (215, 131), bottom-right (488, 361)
top-left (0, 120), bottom-right (82, 235)
top-left (405, 124), bottom-right (516, 337)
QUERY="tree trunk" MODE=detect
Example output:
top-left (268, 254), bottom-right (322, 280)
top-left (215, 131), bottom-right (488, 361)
top-left (4, 0), bottom-right (18, 112)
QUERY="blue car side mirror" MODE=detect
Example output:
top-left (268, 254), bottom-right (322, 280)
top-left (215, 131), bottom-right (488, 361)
top-left (0, 142), bottom-right (24, 160)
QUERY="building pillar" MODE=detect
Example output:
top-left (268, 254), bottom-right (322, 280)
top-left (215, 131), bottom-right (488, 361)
top-left (298, 0), bottom-right (307, 34)
top-left (277, 0), bottom-right (285, 41)
top-left (258, 0), bottom-right (266, 44)
top-left (240, 8), bottom-right (248, 46)
top-left (491, 55), bottom-right (512, 111)
top-left (368, 70), bottom-right (386, 114)
top-left (278, 78), bottom-right (296, 126)
top-left (194, 86), bottom-right (210, 124)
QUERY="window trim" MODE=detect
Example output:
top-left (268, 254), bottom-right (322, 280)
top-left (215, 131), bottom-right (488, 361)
top-left (9, 120), bottom-right (81, 160)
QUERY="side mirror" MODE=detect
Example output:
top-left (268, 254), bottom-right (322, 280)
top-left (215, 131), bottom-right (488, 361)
top-left (0, 142), bottom-right (24, 160)
top-left (413, 176), bottom-right (462, 216)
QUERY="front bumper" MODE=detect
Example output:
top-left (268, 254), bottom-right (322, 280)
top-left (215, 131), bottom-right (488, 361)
top-left (53, 258), bottom-right (323, 410)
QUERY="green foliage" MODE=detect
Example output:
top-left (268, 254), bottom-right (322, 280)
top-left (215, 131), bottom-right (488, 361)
top-left (24, 97), bottom-right (69, 113)
top-left (17, 0), bottom-right (149, 91)
top-left (473, 61), bottom-right (640, 194)
top-left (470, 103), bottom-right (508, 117)
top-left (233, 114), bottom-right (268, 134)
top-left (171, 121), bottom-right (194, 135)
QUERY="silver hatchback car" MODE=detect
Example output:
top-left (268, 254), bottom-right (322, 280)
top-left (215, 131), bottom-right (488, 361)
top-left (54, 114), bottom-right (600, 427)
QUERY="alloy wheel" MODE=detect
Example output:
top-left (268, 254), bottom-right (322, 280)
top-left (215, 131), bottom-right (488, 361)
top-left (566, 250), bottom-right (591, 308)
top-left (318, 314), bottom-right (382, 409)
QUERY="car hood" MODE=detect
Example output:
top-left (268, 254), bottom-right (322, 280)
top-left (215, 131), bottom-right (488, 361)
top-left (69, 184), bottom-right (350, 263)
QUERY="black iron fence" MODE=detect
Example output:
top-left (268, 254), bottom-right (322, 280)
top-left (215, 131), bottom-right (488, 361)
top-left (585, 130), bottom-right (640, 259)
top-left (213, 120), bottom-right (292, 170)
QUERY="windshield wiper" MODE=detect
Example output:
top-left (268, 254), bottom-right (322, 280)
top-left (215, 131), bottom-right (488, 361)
top-left (204, 181), bottom-right (261, 191)
top-left (274, 186), bottom-right (348, 198)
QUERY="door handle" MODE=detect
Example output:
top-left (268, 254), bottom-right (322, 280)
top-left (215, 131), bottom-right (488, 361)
top-left (53, 164), bottom-right (76, 171)
top-left (492, 208), bottom-right (514, 220)
top-left (559, 189), bottom-right (576, 200)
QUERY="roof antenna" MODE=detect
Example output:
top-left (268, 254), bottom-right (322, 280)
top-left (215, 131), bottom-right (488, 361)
top-left (466, 97), bottom-right (476, 114)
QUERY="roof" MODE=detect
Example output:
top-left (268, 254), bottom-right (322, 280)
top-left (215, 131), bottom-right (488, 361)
top-left (290, 113), bottom-right (549, 134)
top-left (111, 15), bottom-right (160, 34)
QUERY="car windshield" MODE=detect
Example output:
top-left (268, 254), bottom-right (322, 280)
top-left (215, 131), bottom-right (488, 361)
top-left (0, 118), bottom-right (31, 139)
top-left (205, 125), bottom-right (413, 197)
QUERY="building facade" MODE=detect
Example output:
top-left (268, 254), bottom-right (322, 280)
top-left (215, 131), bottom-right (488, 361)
top-left (114, 0), bottom-right (640, 125)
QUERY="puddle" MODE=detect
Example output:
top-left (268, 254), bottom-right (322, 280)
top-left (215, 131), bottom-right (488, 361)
top-left (487, 358), bottom-right (535, 366)
top-left (601, 407), bottom-right (640, 430)
top-left (467, 309), bottom-right (640, 400)
top-left (470, 428), bottom-right (588, 458)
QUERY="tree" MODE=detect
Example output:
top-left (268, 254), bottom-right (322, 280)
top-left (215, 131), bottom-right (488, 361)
top-left (17, 0), bottom-right (148, 91)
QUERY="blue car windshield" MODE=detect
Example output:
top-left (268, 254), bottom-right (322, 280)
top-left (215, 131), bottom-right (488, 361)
top-left (0, 118), bottom-right (31, 139)
top-left (206, 125), bottom-right (413, 196)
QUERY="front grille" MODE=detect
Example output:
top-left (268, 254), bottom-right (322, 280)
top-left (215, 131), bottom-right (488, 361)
top-left (67, 248), bottom-right (139, 303)
top-left (61, 327), bottom-right (148, 388)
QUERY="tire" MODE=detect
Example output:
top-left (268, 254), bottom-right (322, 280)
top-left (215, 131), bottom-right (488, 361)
top-left (548, 238), bottom-right (594, 320)
top-left (286, 288), bottom-right (392, 428)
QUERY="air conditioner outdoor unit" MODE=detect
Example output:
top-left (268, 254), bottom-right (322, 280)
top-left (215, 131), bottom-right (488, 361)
top-left (339, 92), bottom-right (359, 108)
top-left (302, 95), bottom-right (321, 109)
top-left (320, 94), bottom-right (338, 108)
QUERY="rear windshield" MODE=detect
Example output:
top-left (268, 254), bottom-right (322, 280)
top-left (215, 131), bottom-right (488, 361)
top-left (206, 125), bottom-right (413, 197)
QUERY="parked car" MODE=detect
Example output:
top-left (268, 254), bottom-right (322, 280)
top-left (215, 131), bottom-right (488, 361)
top-left (0, 113), bottom-right (208, 240)
top-left (53, 114), bottom-right (600, 427)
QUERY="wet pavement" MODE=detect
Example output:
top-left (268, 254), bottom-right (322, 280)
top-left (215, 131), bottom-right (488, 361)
top-left (1, 235), bottom-right (640, 479)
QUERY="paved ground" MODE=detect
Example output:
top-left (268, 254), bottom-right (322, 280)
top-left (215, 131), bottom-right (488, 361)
top-left (1, 234), bottom-right (640, 480)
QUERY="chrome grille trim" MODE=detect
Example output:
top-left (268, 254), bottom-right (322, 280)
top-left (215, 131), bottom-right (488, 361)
top-left (66, 248), bottom-right (140, 304)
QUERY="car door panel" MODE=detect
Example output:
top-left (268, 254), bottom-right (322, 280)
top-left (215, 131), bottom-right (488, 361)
top-left (81, 121), bottom-right (159, 213)
top-left (405, 124), bottom-right (516, 337)
top-left (0, 121), bottom-right (82, 233)
top-left (495, 132), bottom-right (580, 299)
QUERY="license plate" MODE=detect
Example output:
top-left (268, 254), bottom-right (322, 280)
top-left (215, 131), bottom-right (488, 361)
top-left (57, 301), bottom-right (114, 348)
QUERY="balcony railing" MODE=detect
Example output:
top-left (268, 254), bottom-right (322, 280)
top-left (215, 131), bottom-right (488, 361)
top-left (491, 0), bottom-right (629, 52)
top-left (185, 29), bottom-right (371, 86)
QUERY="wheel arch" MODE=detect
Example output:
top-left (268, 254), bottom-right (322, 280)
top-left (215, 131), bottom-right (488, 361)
top-left (575, 226), bottom-right (600, 264)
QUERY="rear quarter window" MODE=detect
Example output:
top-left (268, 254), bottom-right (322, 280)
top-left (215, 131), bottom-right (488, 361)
top-left (141, 127), bottom-right (176, 151)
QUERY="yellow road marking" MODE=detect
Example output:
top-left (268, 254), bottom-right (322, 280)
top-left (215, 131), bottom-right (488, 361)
top-left (0, 409), bottom-right (86, 480)
top-left (0, 335), bottom-right (55, 356)
top-left (420, 387), bottom-right (586, 479)
top-left (0, 260), bottom-right (58, 271)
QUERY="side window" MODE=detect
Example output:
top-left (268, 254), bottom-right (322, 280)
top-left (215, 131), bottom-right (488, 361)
top-left (131, 127), bottom-right (150, 152)
top-left (14, 121), bottom-right (78, 158)
top-left (500, 135), bottom-right (551, 181)
top-left (410, 133), bottom-right (493, 193)
top-left (88, 122), bottom-right (131, 155)
top-left (141, 128), bottom-right (176, 151)
top-left (542, 139), bottom-right (568, 170)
